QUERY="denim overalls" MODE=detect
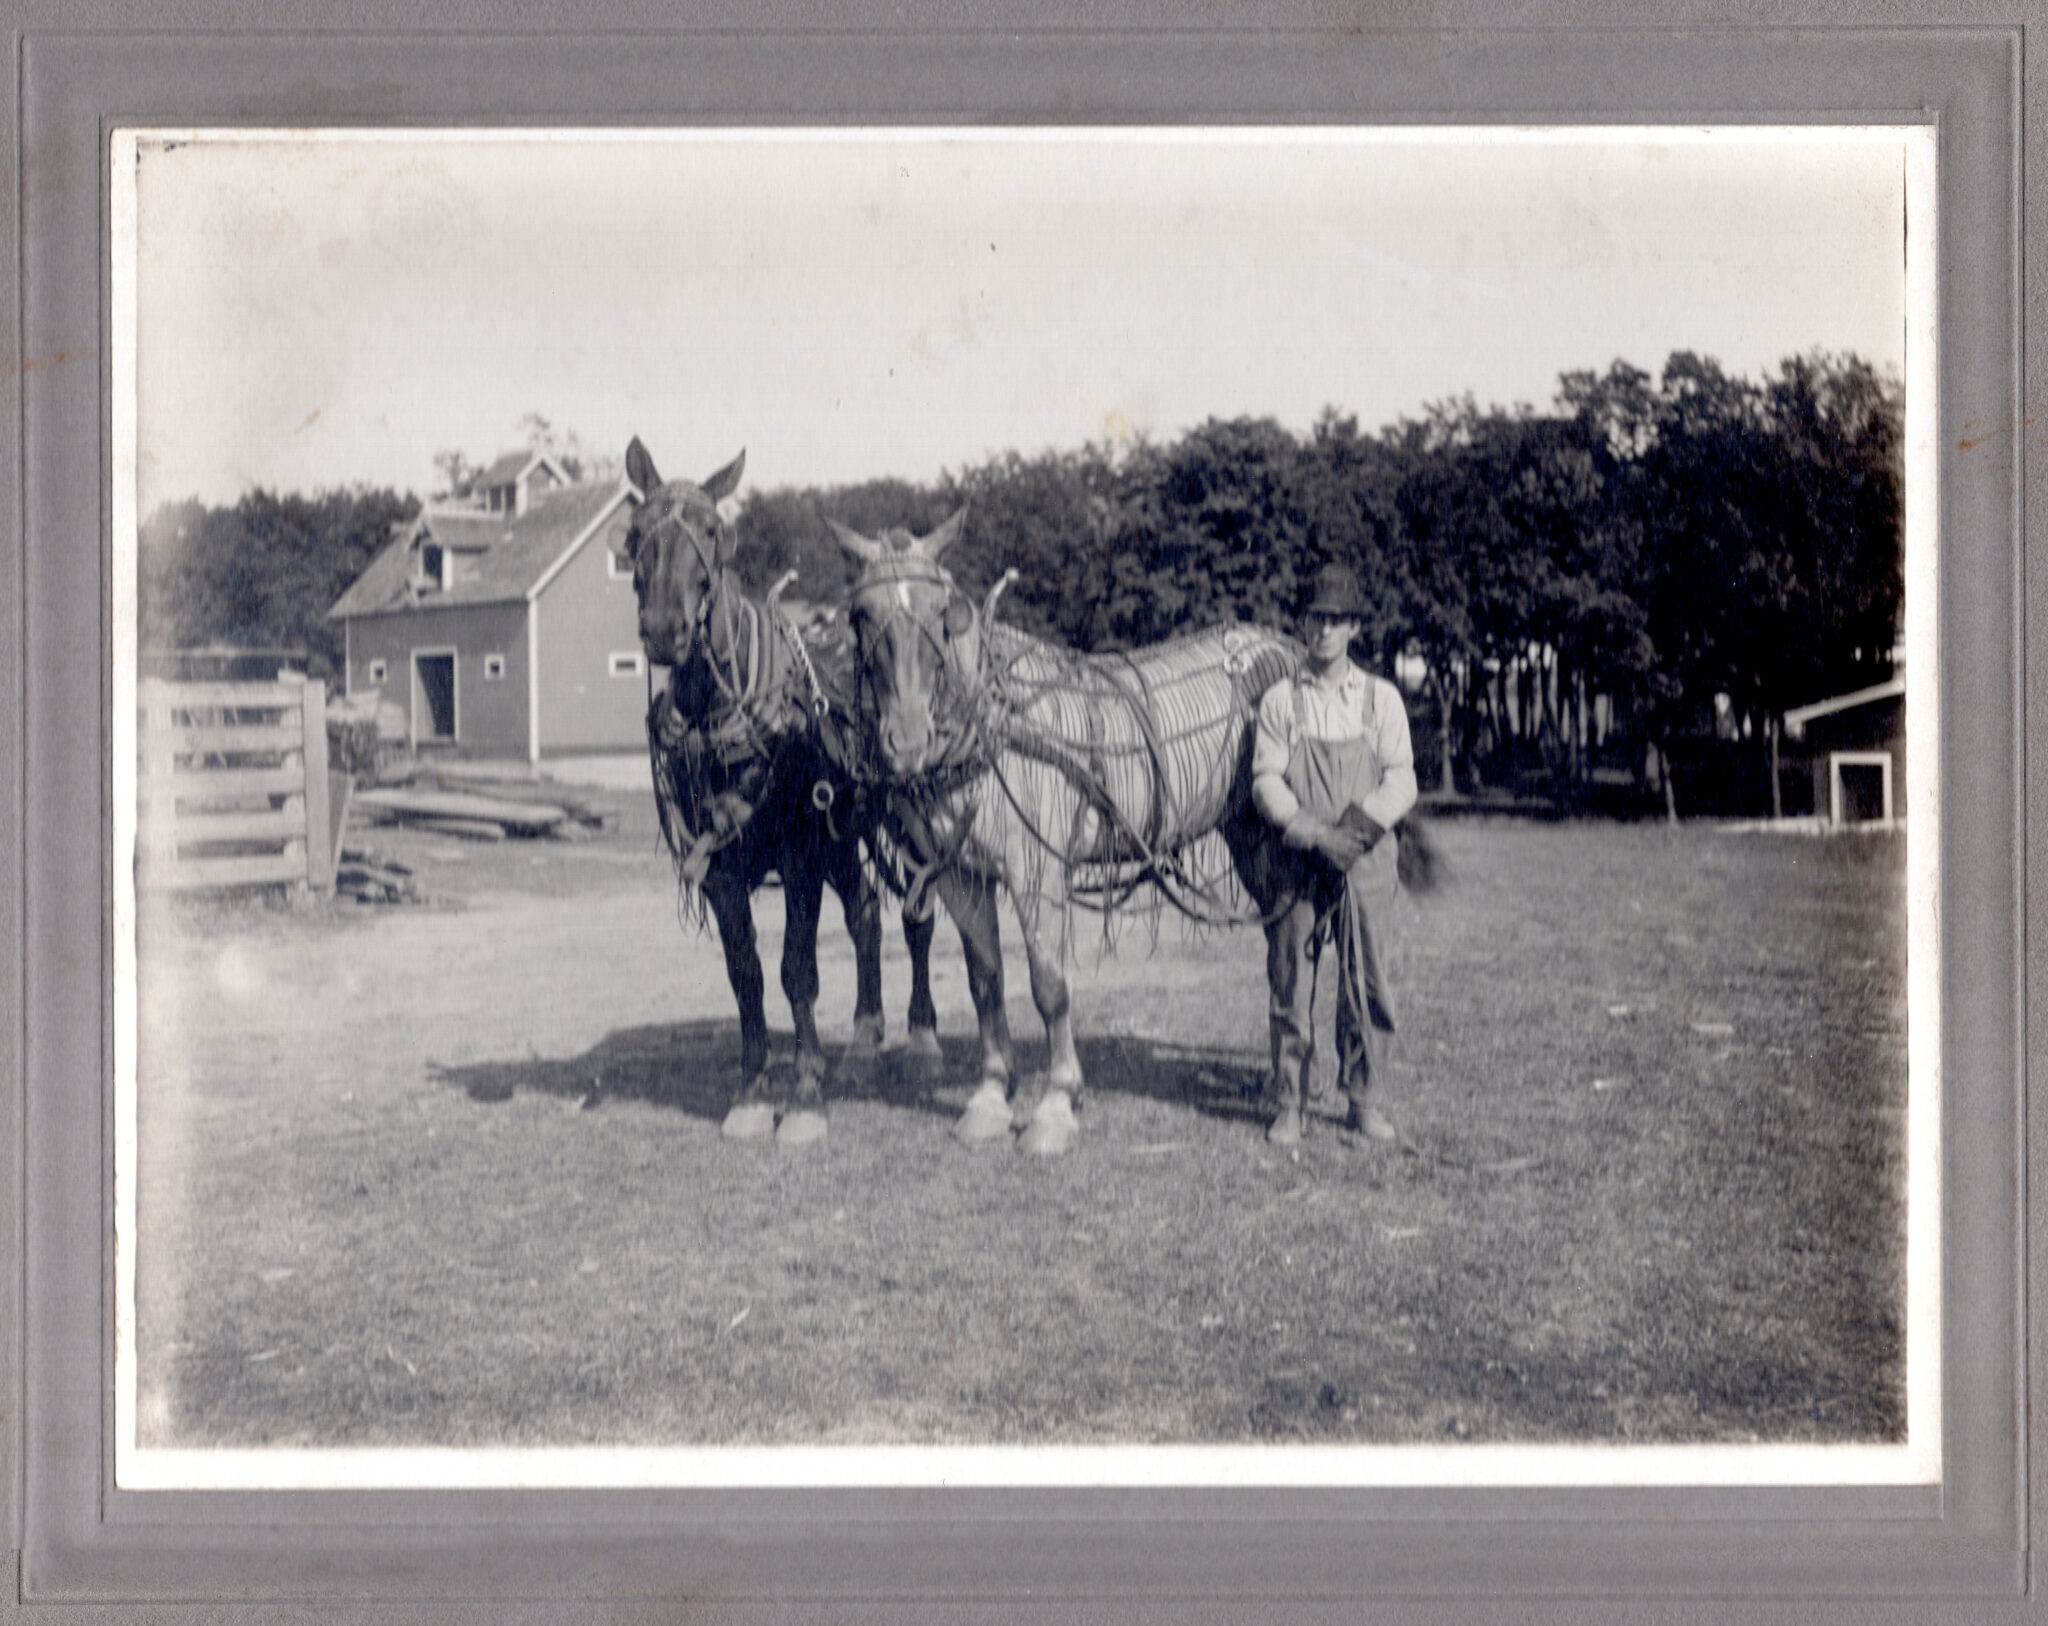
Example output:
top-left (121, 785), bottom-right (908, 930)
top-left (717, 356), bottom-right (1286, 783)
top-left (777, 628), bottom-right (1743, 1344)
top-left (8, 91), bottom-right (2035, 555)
top-left (1266, 677), bottom-right (1400, 1113)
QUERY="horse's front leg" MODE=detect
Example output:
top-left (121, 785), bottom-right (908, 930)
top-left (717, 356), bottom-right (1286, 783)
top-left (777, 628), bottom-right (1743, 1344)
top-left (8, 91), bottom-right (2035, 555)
top-left (777, 853), bottom-right (830, 1148)
top-left (934, 869), bottom-right (1014, 1143)
top-left (900, 897), bottom-right (943, 1081)
top-left (703, 865), bottom-right (773, 1140)
top-left (1012, 872), bottom-right (1083, 1158)
top-left (827, 837), bottom-right (886, 1085)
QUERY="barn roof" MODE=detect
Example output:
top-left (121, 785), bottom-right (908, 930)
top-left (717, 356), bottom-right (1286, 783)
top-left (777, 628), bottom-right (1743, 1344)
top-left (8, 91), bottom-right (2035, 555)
top-left (475, 448), bottom-right (572, 489)
top-left (327, 478), bottom-right (632, 620)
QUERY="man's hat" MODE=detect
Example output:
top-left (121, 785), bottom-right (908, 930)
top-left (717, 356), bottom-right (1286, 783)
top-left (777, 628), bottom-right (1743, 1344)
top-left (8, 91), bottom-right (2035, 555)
top-left (1301, 562), bottom-right (1368, 620)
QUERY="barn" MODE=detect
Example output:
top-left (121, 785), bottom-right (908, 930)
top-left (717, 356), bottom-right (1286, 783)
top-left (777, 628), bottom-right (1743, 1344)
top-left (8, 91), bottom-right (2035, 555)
top-left (1782, 673), bottom-right (1906, 825)
top-left (327, 453), bottom-right (654, 762)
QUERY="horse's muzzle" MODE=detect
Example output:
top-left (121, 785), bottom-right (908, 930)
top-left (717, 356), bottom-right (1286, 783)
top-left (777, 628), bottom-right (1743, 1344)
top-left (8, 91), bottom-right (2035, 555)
top-left (638, 617), bottom-right (690, 666)
top-left (879, 716), bottom-right (933, 778)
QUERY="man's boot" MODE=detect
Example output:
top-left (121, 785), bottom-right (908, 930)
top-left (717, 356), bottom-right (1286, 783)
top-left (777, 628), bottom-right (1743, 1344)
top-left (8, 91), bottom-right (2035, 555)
top-left (1344, 1096), bottom-right (1396, 1143)
top-left (1267, 1065), bottom-right (1306, 1146)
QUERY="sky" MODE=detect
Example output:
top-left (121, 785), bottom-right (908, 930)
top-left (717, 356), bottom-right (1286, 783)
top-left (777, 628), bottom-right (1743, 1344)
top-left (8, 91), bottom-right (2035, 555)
top-left (123, 127), bottom-right (1914, 517)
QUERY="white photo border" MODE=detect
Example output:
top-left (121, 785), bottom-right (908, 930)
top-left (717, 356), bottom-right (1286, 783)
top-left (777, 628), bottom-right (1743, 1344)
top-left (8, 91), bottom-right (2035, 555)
top-left (109, 121), bottom-right (1942, 1494)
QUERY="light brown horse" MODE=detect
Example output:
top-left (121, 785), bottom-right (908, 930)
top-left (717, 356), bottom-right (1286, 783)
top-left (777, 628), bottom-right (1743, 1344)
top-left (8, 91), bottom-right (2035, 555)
top-left (831, 514), bottom-right (1300, 1155)
top-left (621, 440), bottom-right (939, 1146)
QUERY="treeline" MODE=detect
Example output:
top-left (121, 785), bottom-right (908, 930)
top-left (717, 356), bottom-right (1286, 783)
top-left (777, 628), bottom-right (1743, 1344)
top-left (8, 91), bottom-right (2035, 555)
top-left (736, 350), bottom-right (1902, 809)
top-left (138, 348), bottom-right (1900, 810)
top-left (139, 487), bottom-right (422, 679)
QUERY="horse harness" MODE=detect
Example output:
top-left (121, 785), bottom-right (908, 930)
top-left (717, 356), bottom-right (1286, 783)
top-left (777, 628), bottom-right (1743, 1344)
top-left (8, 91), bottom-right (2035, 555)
top-left (849, 555), bottom-right (1279, 930)
top-left (642, 513), bottom-right (858, 868)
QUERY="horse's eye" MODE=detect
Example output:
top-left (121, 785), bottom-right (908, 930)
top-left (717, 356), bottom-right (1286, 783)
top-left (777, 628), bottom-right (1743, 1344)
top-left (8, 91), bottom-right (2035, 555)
top-left (942, 598), bottom-right (973, 639)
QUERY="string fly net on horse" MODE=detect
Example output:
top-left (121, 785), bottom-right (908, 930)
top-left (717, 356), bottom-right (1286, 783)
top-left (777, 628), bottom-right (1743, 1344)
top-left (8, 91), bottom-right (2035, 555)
top-left (951, 617), bottom-right (1300, 946)
top-left (835, 514), bottom-right (1299, 1154)
top-left (839, 533), bottom-right (1298, 937)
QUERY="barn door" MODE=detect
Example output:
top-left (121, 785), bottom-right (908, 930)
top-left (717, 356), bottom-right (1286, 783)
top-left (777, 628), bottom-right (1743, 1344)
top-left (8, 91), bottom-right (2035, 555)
top-left (412, 650), bottom-right (457, 744)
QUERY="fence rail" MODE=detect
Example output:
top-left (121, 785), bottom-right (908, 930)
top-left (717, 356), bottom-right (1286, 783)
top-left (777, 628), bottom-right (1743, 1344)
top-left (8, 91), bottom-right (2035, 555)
top-left (137, 676), bottom-right (340, 895)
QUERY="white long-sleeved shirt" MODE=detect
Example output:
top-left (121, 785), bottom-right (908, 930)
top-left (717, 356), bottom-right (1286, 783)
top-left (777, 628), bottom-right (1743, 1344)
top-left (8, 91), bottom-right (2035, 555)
top-left (1251, 664), bottom-right (1419, 833)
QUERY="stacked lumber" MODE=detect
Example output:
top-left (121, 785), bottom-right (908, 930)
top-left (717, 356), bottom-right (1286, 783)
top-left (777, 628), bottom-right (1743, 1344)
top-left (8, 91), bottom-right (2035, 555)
top-left (372, 763), bottom-right (613, 831)
top-left (334, 848), bottom-right (420, 905)
top-left (355, 786), bottom-right (570, 840)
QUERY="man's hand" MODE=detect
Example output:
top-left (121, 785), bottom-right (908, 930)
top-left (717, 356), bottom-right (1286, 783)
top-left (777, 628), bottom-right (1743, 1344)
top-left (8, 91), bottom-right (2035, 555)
top-left (1336, 806), bottom-right (1388, 850)
top-left (1283, 814), bottom-right (1368, 872)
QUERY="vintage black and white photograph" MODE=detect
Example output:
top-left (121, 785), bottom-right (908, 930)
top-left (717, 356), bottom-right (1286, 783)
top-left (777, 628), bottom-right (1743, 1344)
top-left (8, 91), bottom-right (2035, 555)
top-left (111, 125), bottom-right (1937, 1489)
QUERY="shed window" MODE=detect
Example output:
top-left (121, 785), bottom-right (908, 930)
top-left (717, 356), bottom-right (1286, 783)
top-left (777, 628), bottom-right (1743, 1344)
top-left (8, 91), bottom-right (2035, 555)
top-left (609, 651), bottom-right (646, 678)
top-left (367, 658), bottom-right (387, 685)
top-left (483, 653), bottom-right (506, 681)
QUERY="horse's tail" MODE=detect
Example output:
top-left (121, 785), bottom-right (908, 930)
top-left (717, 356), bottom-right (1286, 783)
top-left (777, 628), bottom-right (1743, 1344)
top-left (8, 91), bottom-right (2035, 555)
top-left (1395, 811), bottom-right (1448, 895)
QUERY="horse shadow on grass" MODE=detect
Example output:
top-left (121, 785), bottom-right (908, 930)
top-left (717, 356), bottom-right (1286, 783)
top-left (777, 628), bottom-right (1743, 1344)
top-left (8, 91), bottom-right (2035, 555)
top-left (1066, 1034), bottom-right (1275, 1128)
top-left (426, 1020), bottom-right (959, 1126)
top-left (427, 1022), bottom-right (1275, 1132)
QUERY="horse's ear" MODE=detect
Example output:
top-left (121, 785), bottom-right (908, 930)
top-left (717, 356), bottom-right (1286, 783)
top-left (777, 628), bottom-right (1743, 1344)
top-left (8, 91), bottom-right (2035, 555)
top-left (925, 505), bottom-right (968, 560)
top-left (701, 449), bottom-right (746, 505)
top-left (827, 517), bottom-right (887, 565)
top-left (625, 437), bottom-right (661, 496)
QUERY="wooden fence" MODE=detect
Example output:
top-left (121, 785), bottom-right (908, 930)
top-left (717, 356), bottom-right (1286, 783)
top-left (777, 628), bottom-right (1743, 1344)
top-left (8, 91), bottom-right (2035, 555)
top-left (137, 676), bottom-right (343, 895)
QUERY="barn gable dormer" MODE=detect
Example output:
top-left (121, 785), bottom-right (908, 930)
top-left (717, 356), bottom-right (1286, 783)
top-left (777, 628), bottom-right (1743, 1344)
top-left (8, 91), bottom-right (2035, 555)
top-left (474, 450), bottom-right (573, 517)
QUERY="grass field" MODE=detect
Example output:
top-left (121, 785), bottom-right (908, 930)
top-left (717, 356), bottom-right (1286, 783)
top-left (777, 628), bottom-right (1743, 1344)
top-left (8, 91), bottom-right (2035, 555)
top-left (131, 797), bottom-right (1908, 1450)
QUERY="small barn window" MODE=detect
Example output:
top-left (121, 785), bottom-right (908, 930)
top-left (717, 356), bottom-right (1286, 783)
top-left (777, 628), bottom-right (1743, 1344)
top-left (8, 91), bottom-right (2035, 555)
top-left (415, 542), bottom-right (451, 590)
top-left (367, 658), bottom-right (387, 685)
top-left (608, 547), bottom-right (633, 580)
top-left (609, 651), bottom-right (646, 678)
top-left (483, 653), bottom-right (506, 681)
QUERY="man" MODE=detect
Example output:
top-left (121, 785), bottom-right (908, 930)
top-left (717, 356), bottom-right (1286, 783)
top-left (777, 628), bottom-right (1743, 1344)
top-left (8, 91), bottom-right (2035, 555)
top-left (1251, 562), bottom-right (1417, 1147)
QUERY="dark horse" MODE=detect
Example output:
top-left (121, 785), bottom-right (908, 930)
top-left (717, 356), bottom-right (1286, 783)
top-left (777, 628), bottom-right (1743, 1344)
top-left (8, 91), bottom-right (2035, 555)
top-left (619, 439), bottom-right (939, 1146)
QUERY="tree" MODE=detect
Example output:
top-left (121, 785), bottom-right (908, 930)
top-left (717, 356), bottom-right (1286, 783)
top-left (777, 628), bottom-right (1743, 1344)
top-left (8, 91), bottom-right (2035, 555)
top-left (430, 449), bottom-right (478, 501)
top-left (1613, 350), bottom-right (1903, 818)
top-left (1301, 411), bottom-right (1403, 665)
top-left (138, 486), bottom-right (422, 680)
top-left (1074, 417), bottom-right (1316, 650)
top-left (732, 478), bottom-right (955, 600)
top-left (933, 445), bottom-right (1119, 643)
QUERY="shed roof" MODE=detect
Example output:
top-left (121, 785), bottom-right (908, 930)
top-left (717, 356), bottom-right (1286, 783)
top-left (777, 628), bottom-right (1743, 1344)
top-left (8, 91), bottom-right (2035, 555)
top-left (327, 479), bottom-right (632, 621)
top-left (1782, 675), bottom-right (1906, 738)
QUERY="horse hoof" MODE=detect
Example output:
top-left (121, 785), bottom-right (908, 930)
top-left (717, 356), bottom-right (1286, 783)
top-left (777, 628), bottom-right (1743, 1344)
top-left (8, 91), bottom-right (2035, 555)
top-left (954, 1080), bottom-right (1014, 1144)
top-left (901, 1027), bottom-right (945, 1081)
top-left (777, 1109), bottom-right (828, 1148)
top-left (721, 1102), bottom-right (777, 1141)
top-left (1018, 1091), bottom-right (1079, 1157)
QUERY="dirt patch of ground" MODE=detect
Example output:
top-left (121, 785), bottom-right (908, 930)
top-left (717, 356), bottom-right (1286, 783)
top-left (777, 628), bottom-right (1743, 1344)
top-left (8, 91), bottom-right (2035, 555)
top-left (130, 800), bottom-right (1909, 1452)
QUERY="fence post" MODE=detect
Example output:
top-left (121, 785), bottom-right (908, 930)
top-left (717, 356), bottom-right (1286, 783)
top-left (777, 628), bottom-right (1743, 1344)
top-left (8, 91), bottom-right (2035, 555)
top-left (301, 679), bottom-right (333, 895)
top-left (136, 677), bottom-right (179, 870)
